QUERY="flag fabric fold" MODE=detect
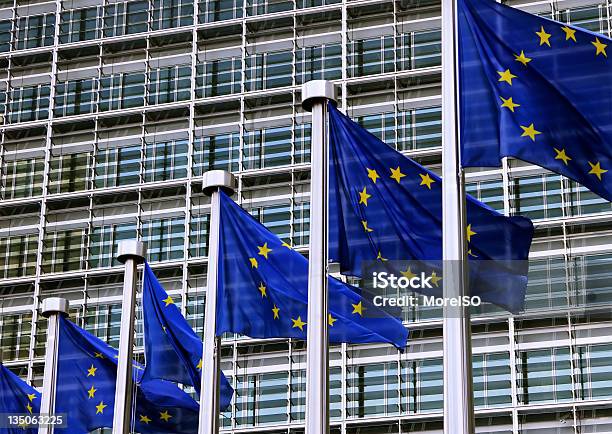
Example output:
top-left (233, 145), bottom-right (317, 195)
top-left (215, 191), bottom-right (408, 349)
top-left (328, 103), bottom-right (534, 313)
top-left (0, 363), bottom-right (40, 433)
top-left (459, 0), bottom-right (612, 202)
top-left (142, 262), bottom-right (234, 410)
top-left (55, 316), bottom-right (199, 434)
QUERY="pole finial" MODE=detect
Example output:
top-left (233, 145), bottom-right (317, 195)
top-left (202, 170), bottom-right (236, 197)
top-left (41, 297), bottom-right (69, 318)
top-left (301, 80), bottom-right (337, 112)
top-left (117, 240), bottom-right (146, 264)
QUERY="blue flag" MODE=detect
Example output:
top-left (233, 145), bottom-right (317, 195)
top-left (215, 191), bottom-right (408, 348)
top-left (55, 316), bottom-right (200, 434)
top-left (142, 262), bottom-right (234, 410)
top-left (328, 103), bottom-right (534, 313)
top-left (0, 363), bottom-right (40, 433)
top-left (459, 0), bottom-right (612, 202)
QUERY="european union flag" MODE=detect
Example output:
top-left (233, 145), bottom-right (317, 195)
top-left (55, 316), bottom-right (199, 434)
top-left (328, 103), bottom-right (534, 313)
top-left (215, 191), bottom-right (408, 348)
top-left (0, 363), bottom-right (40, 433)
top-left (142, 262), bottom-right (234, 410)
top-left (459, 0), bottom-right (612, 202)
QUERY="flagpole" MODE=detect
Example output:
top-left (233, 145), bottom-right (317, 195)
top-left (199, 170), bottom-right (236, 434)
top-left (301, 80), bottom-right (336, 434)
top-left (39, 297), bottom-right (69, 434)
top-left (441, 0), bottom-right (475, 433)
top-left (112, 240), bottom-right (146, 434)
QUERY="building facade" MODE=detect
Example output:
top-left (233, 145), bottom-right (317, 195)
top-left (0, 0), bottom-right (612, 431)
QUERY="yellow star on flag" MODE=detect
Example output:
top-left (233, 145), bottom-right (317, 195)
top-left (514, 50), bottom-right (532, 66)
top-left (553, 148), bottom-right (571, 165)
top-left (401, 267), bottom-right (416, 279)
top-left (87, 364), bottom-right (97, 377)
top-left (592, 37), bottom-right (608, 57)
top-left (497, 69), bottom-right (517, 85)
top-left (588, 161), bottom-right (608, 180)
top-left (468, 249), bottom-right (478, 258)
top-left (249, 257), bottom-right (258, 268)
top-left (361, 220), bottom-right (373, 233)
top-left (352, 301), bottom-right (363, 316)
top-left (18, 421), bottom-right (29, 429)
top-left (430, 271), bottom-right (442, 287)
top-left (328, 313), bottom-right (337, 326)
top-left (358, 187), bottom-right (372, 206)
top-left (466, 224), bottom-right (477, 242)
top-left (367, 168), bottom-right (380, 183)
top-left (419, 173), bottom-right (435, 189)
top-left (27, 394), bottom-right (37, 402)
top-left (561, 26), bottom-right (577, 42)
top-left (163, 296), bottom-right (174, 307)
top-left (258, 282), bottom-right (267, 297)
top-left (281, 241), bottom-right (293, 249)
top-left (160, 411), bottom-right (172, 422)
top-left (96, 401), bottom-right (107, 414)
top-left (88, 386), bottom-right (97, 399)
top-left (257, 242), bottom-right (272, 259)
top-left (139, 414), bottom-right (152, 424)
top-left (536, 26), bottom-right (552, 46)
top-left (390, 166), bottom-right (406, 183)
top-left (94, 352), bottom-right (104, 359)
top-left (196, 359), bottom-right (203, 370)
top-left (377, 251), bottom-right (388, 262)
top-left (26, 403), bottom-right (32, 414)
top-left (520, 123), bottom-right (541, 141)
top-left (500, 96), bottom-right (520, 112)
top-left (272, 304), bottom-right (280, 319)
top-left (291, 316), bottom-right (306, 331)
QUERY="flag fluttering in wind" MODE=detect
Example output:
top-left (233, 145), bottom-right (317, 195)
top-left (328, 103), bottom-right (534, 313)
top-left (215, 191), bottom-right (408, 348)
top-left (54, 316), bottom-right (199, 434)
top-left (0, 363), bottom-right (40, 433)
top-left (142, 262), bottom-right (234, 410)
top-left (459, 0), bottom-right (612, 202)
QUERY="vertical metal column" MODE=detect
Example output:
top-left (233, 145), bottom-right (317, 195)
top-left (441, 1), bottom-right (475, 434)
top-left (112, 240), bottom-right (146, 434)
top-left (199, 170), bottom-right (236, 434)
top-left (39, 297), bottom-right (69, 434)
top-left (301, 80), bottom-right (336, 434)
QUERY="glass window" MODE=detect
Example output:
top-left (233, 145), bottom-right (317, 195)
top-left (567, 179), bottom-right (612, 216)
top-left (296, 0), bottom-right (341, 8)
top-left (402, 357), bottom-right (443, 413)
top-left (511, 174), bottom-right (563, 220)
top-left (95, 145), bottom-right (141, 188)
top-left (575, 343), bottom-right (612, 400)
top-left (246, 0), bottom-right (292, 15)
top-left (198, 0), bottom-right (243, 23)
top-left (560, 4), bottom-right (606, 33)
top-left (59, 7), bottom-right (100, 43)
top-left (0, 20), bottom-right (11, 52)
top-left (356, 112), bottom-right (396, 145)
top-left (292, 201), bottom-right (309, 247)
top-left (89, 223), bottom-right (138, 268)
top-left (0, 235), bottom-right (38, 279)
top-left (236, 371), bottom-right (288, 426)
top-left (148, 66), bottom-right (192, 105)
top-left (84, 303), bottom-right (122, 349)
top-left (397, 29), bottom-right (441, 71)
top-left (348, 36), bottom-right (394, 78)
top-left (99, 72), bottom-right (146, 111)
top-left (524, 257), bottom-right (568, 311)
top-left (294, 123), bottom-right (311, 165)
top-left (250, 203), bottom-right (291, 240)
top-left (1, 157), bottom-right (44, 199)
top-left (0, 313), bottom-right (32, 361)
top-left (518, 347), bottom-right (573, 404)
top-left (347, 362), bottom-right (399, 418)
top-left (48, 153), bottom-right (91, 194)
top-left (42, 229), bottom-right (87, 273)
top-left (144, 139), bottom-right (188, 182)
top-left (296, 44), bottom-right (342, 84)
top-left (14, 14), bottom-right (55, 50)
top-left (142, 217), bottom-right (186, 262)
top-left (196, 58), bottom-right (241, 98)
top-left (473, 352), bottom-right (512, 408)
top-left (193, 133), bottom-right (240, 175)
top-left (573, 253), bottom-right (612, 307)
top-left (54, 78), bottom-right (97, 117)
top-left (245, 50), bottom-right (293, 91)
top-left (151, 0), bottom-right (194, 30)
top-left (290, 367), bottom-right (341, 421)
top-left (397, 106), bottom-right (442, 151)
top-left (189, 214), bottom-right (209, 258)
top-left (8, 85), bottom-right (51, 123)
top-left (185, 294), bottom-right (205, 337)
top-left (243, 125), bottom-right (292, 169)
top-left (103, 1), bottom-right (149, 37)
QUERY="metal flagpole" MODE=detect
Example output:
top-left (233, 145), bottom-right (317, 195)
top-left (441, 0), bottom-right (475, 433)
top-left (301, 80), bottom-right (336, 434)
top-left (112, 240), bottom-right (146, 434)
top-left (39, 297), bottom-right (69, 434)
top-left (198, 170), bottom-right (236, 434)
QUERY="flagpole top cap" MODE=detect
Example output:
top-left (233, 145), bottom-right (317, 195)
top-left (117, 240), bottom-right (147, 264)
top-left (202, 170), bottom-right (236, 196)
top-left (301, 80), bottom-right (337, 112)
top-left (41, 297), bottom-right (69, 318)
